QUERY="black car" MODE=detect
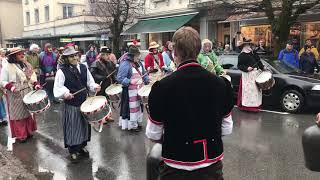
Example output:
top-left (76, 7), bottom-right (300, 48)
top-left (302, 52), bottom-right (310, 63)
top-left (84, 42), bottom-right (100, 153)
top-left (218, 54), bottom-right (320, 113)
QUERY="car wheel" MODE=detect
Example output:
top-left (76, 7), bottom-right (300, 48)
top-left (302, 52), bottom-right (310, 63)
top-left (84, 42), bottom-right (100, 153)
top-left (280, 90), bottom-right (304, 113)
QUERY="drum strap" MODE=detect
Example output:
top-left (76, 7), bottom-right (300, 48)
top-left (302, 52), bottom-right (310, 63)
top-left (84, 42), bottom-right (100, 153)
top-left (132, 63), bottom-right (143, 76)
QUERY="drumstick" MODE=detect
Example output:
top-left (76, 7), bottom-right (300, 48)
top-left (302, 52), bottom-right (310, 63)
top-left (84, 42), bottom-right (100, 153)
top-left (72, 87), bottom-right (87, 96)
top-left (106, 70), bottom-right (117, 79)
top-left (93, 81), bottom-right (103, 97)
top-left (29, 82), bottom-right (48, 95)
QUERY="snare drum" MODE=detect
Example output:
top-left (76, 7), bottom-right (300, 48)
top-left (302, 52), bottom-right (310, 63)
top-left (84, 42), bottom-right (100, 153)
top-left (105, 84), bottom-right (122, 102)
top-left (255, 71), bottom-right (275, 90)
top-left (23, 90), bottom-right (50, 114)
top-left (138, 84), bottom-right (153, 105)
top-left (80, 96), bottom-right (112, 123)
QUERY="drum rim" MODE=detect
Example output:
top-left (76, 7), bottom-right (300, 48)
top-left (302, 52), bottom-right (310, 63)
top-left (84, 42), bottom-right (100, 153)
top-left (23, 90), bottom-right (48, 105)
top-left (105, 84), bottom-right (122, 95)
top-left (29, 101), bottom-right (51, 114)
top-left (138, 84), bottom-right (152, 97)
top-left (81, 96), bottom-right (108, 114)
top-left (87, 105), bottom-right (112, 123)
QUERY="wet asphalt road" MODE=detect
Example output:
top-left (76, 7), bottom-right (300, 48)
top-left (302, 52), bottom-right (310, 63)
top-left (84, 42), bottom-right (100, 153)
top-left (1, 103), bottom-right (320, 180)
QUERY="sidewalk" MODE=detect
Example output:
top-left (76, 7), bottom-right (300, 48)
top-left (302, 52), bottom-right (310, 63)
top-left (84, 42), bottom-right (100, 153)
top-left (0, 144), bottom-right (36, 180)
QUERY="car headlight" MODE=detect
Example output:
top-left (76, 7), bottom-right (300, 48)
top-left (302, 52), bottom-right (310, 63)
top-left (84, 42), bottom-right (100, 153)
top-left (312, 85), bottom-right (320, 90)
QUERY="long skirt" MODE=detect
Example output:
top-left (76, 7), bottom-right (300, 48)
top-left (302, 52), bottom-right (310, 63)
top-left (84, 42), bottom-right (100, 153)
top-left (119, 86), bottom-right (143, 130)
top-left (237, 70), bottom-right (262, 112)
top-left (9, 116), bottom-right (37, 139)
top-left (63, 103), bottom-right (91, 148)
top-left (5, 88), bottom-right (37, 139)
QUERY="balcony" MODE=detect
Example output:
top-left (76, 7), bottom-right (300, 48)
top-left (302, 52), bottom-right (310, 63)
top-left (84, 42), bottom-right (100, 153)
top-left (188, 0), bottom-right (222, 8)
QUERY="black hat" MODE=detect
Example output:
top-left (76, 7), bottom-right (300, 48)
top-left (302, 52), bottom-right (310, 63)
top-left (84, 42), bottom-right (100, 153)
top-left (100, 46), bottom-right (112, 53)
top-left (128, 45), bottom-right (140, 55)
top-left (239, 38), bottom-right (253, 48)
top-left (287, 40), bottom-right (293, 45)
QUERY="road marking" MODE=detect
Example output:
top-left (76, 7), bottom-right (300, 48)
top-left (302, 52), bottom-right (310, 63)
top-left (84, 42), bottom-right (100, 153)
top-left (260, 109), bottom-right (290, 115)
top-left (234, 106), bottom-right (290, 115)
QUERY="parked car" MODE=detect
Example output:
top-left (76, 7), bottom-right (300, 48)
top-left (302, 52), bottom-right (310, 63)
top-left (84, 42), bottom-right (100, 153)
top-left (218, 53), bottom-right (320, 113)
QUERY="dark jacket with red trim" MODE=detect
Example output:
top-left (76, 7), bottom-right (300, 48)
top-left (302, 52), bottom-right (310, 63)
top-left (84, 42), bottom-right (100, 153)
top-left (148, 60), bottom-right (234, 165)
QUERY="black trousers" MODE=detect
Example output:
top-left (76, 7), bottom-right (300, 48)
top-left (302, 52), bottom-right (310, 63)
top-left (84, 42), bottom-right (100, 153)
top-left (159, 161), bottom-right (224, 180)
top-left (68, 142), bottom-right (87, 154)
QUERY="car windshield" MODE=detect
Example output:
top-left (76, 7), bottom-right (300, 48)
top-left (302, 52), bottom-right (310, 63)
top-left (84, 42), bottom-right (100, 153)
top-left (265, 60), bottom-right (301, 74)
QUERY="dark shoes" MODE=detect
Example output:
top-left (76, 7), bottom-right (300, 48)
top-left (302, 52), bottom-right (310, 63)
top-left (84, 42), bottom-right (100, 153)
top-left (70, 148), bottom-right (90, 163)
top-left (17, 138), bottom-right (27, 143)
top-left (130, 128), bottom-right (141, 132)
top-left (0, 121), bottom-right (7, 126)
top-left (79, 148), bottom-right (90, 158)
top-left (70, 153), bottom-right (81, 164)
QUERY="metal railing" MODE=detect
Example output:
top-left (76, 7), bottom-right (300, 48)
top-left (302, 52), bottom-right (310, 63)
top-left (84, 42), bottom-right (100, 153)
top-left (55, 11), bottom-right (95, 20)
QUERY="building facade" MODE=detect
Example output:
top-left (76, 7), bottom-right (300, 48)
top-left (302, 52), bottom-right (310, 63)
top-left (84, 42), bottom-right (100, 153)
top-left (124, 0), bottom-right (230, 50)
top-left (0, 0), bottom-right (23, 48)
top-left (10, 0), bottom-right (104, 50)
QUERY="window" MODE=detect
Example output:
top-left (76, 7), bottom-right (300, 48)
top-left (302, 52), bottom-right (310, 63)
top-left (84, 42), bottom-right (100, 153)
top-left (63, 5), bottom-right (74, 19)
top-left (25, 0), bottom-right (29, 5)
top-left (45, 6), bottom-right (49, 22)
top-left (34, 9), bottom-right (39, 24)
top-left (26, 11), bottom-right (30, 25)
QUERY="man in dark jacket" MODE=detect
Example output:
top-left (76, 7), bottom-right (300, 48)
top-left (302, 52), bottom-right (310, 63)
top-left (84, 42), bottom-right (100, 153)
top-left (300, 45), bottom-right (320, 74)
top-left (90, 47), bottom-right (116, 97)
top-left (146, 26), bottom-right (234, 180)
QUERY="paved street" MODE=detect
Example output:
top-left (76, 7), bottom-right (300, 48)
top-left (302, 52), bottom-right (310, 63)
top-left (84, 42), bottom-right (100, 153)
top-left (1, 103), bottom-right (320, 180)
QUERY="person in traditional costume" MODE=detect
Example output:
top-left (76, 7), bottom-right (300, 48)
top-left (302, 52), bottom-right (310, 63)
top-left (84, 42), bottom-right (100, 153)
top-left (117, 46), bottom-right (150, 132)
top-left (144, 42), bottom-right (165, 82)
top-left (146, 26), bottom-right (234, 180)
top-left (0, 47), bottom-right (41, 142)
top-left (237, 39), bottom-right (265, 112)
top-left (0, 49), bottom-right (7, 126)
top-left (197, 39), bottom-right (225, 75)
top-left (90, 46), bottom-right (116, 97)
top-left (162, 41), bottom-right (176, 73)
top-left (53, 46), bottom-right (101, 163)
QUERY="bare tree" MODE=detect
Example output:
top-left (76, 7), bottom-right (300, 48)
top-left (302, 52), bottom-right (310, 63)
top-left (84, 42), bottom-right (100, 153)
top-left (216, 0), bottom-right (320, 56)
top-left (89, 0), bottom-right (145, 58)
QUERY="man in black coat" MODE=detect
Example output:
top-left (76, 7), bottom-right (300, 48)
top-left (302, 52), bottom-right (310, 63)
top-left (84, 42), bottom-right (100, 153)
top-left (90, 47), bottom-right (116, 97)
top-left (146, 26), bottom-right (234, 180)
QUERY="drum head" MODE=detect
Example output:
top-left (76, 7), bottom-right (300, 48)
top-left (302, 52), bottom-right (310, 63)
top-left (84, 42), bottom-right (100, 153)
top-left (138, 85), bottom-right (152, 97)
top-left (105, 84), bottom-right (122, 95)
top-left (23, 90), bottom-right (47, 104)
top-left (81, 96), bottom-right (107, 113)
top-left (256, 71), bottom-right (272, 83)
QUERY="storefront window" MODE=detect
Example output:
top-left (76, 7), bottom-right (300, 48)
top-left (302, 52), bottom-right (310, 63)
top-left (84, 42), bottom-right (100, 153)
top-left (240, 25), bottom-right (272, 47)
top-left (302, 22), bottom-right (320, 51)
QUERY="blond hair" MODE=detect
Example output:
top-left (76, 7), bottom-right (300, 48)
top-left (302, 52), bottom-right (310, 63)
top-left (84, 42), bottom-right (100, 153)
top-left (172, 26), bottom-right (201, 61)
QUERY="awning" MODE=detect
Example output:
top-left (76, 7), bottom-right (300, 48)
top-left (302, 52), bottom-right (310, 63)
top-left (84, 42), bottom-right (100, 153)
top-left (122, 13), bottom-right (198, 35)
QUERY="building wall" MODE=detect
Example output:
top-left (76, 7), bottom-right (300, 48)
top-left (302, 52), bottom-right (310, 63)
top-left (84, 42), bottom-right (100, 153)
top-left (144, 0), bottom-right (189, 14)
top-left (0, 0), bottom-right (23, 48)
top-left (22, 0), bottom-right (93, 36)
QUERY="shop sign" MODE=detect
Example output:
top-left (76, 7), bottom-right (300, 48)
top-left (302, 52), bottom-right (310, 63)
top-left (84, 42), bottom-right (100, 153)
top-left (60, 38), bottom-right (72, 43)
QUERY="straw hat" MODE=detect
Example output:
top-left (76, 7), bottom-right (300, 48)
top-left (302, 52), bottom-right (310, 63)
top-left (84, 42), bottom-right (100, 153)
top-left (148, 41), bottom-right (160, 50)
top-left (6, 47), bottom-right (24, 57)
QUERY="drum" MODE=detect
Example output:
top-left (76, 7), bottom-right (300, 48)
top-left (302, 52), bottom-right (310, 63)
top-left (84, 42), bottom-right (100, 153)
top-left (255, 71), bottom-right (275, 90)
top-left (105, 84), bottom-right (122, 102)
top-left (138, 84), bottom-right (153, 104)
top-left (220, 74), bottom-right (231, 82)
top-left (80, 96), bottom-right (112, 123)
top-left (23, 90), bottom-right (50, 114)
